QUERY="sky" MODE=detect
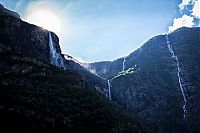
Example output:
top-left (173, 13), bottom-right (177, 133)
top-left (0, 0), bottom-right (199, 62)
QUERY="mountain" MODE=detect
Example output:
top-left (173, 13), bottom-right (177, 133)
top-left (0, 3), bottom-right (110, 97)
top-left (88, 27), bottom-right (200, 132)
top-left (0, 4), bottom-right (147, 132)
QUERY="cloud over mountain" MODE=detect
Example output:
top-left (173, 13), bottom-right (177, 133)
top-left (169, 0), bottom-right (199, 32)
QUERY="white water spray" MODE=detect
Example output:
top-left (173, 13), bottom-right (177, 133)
top-left (49, 32), bottom-right (65, 69)
top-left (165, 35), bottom-right (187, 119)
top-left (122, 57), bottom-right (126, 71)
top-left (107, 80), bottom-right (112, 100)
top-left (49, 32), bottom-right (58, 65)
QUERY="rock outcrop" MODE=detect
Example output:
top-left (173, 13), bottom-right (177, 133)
top-left (0, 4), bottom-right (20, 19)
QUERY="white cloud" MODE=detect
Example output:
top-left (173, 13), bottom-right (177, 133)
top-left (168, 15), bottom-right (194, 32)
top-left (75, 57), bottom-right (89, 63)
top-left (178, 0), bottom-right (199, 18)
top-left (179, 0), bottom-right (192, 11)
top-left (168, 0), bottom-right (199, 32)
top-left (192, 0), bottom-right (200, 18)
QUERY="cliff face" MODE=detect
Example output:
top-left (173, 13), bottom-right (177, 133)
top-left (0, 4), bottom-right (60, 65)
top-left (89, 27), bottom-right (200, 132)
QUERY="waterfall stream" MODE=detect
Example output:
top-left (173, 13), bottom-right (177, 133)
top-left (165, 35), bottom-right (187, 119)
top-left (122, 57), bottom-right (126, 71)
top-left (107, 80), bottom-right (112, 100)
top-left (49, 32), bottom-right (65, 69)
top-left (107, 56), bottom-right (126, 101)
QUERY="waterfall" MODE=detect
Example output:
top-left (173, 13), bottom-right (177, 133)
top-left (49, 32), bottom-right (66, 69)
top-left (122, 57), bottom-right (126, 71)
top-left (49, 32), bottom-right (58, 65)
top-left (165, 35), bottom-right (187, 119)
top-left (107, 80), bottom-right (112, 100)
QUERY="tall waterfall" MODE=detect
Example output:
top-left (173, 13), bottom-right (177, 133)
top-left (122, 57), bottom-right (126, 71)
top-left (107, 80), bottom-right (112, 100)
top-left (165, 35), bottom-right (188, 119)
top-left (49, 32), bottom-right (65, 69)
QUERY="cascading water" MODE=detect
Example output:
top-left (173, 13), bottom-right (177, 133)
top-left (107, 56), bottom-right (126, 101)
top-left (49, 32), bottom-right (58, 65)
top-left (165, 34), bottom-right (188, 119)
top-left (49, 32), bottom-right (65, 69)
top-left (107, 80), bottom-right (112, 100)
top-left (122, 57), bottom-right (126, 71)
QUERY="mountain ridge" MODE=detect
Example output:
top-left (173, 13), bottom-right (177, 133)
top-left (1, 3), bottom-right (200, 133)
top-left (87, 27), bottom-right (200, 79)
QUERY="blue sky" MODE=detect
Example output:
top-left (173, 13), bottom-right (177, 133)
top-left (1, 0), bottom-right (198, 62)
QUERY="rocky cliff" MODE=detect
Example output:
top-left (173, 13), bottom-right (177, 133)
top-left (88, 27), bottom-right (200, 133)
top-left (0, 5), bottom-right (58, 65)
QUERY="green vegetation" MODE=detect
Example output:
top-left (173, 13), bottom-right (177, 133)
top-left (114, 67), bottom-right (137, 79)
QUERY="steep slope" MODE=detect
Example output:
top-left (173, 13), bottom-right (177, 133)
top-left (0, 45), bottom-right (146, 132)
top-left (0, 4), bottom-right (146, 133)
top-left (89, 27), bottom-right (200, 132)
top-left (0, 4), bottom-right (109, 97)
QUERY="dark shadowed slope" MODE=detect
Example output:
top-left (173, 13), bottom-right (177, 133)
top-left (88, 27), bottom-right (200, 133)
